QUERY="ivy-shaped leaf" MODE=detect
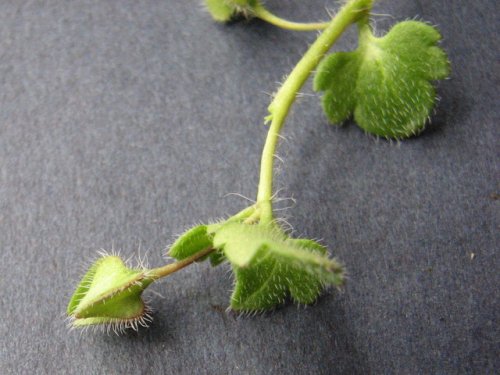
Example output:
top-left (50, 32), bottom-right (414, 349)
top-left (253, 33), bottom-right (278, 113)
top-left (211, 223), bottom-right (344, 311)
top-left (314, 21), bottom-right (450, 138)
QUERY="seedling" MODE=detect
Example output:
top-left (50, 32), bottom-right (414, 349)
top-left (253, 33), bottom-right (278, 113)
top-left (67, 0), bottom-right (449, 333)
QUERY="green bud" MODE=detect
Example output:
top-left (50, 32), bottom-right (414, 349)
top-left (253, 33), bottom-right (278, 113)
top-left (67, 254), bottom-right (154, 333)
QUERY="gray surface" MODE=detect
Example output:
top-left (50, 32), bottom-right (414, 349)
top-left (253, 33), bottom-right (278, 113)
top-left (0, 1), bottom-right (498, 374)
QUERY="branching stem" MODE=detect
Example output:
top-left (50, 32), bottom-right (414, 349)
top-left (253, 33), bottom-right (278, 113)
top-left (256, 0), bottom-right (373, 223)
top-left (144, 1), bottom-right (373, 278)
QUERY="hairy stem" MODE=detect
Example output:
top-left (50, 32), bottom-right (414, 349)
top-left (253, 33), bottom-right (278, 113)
top-left (228, 204), bottom-right (257, 222)
top-left (149, 247), bottom-right (215, 279)
top-left (253, 3), bottom-right (329, 31)
top-left (256, 0), bottom-right (373, 223)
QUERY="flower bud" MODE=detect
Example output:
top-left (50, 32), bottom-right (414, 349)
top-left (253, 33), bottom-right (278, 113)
top-left (67, 255), bottom-right (154, 333)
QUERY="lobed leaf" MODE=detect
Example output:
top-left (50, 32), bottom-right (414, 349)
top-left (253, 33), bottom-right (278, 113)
top-left (314, 21), bottom-right (450, 138)
top-left (211, 223), bottom-right (344, 311)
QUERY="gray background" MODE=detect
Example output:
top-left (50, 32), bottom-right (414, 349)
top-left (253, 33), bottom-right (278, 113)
top-left (1, 1), bottom-right (498, 374)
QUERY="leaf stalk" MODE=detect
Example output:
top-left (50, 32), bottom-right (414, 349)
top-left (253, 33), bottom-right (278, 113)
top-left (253, 3), bottom-right (329, 31)
top-left (149, 247), bottom-right (215, 279)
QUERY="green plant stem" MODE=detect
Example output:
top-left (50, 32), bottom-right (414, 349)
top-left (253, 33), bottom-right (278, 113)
top-left (253, 3), bottom-right (329, 31)
top-left (149, 247), bottom-right (215, 279)
top-left (228, 204), bottom-right (257, 222)
top-left (256, 0), bottom-right (372, 223)
top-left (357, 15), bottom-right (374, 46)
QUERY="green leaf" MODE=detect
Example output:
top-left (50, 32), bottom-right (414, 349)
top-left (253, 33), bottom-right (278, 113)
top-left (211, 223), bottom-right (344, 311)
top-left (67, 255), bottom-right (153, 331)
top-left (204, 0), bottom-right (233, 22)
top-left (204, 0), bottom-right (258, 23)
top-left (314, 21), bottom-right (450, 138)
top-left (169, 224), bottom-right (225, 266)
